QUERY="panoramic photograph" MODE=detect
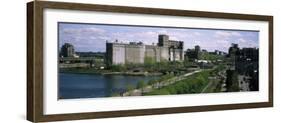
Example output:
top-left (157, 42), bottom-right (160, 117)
top-left (58, 22), bottom-right (259, 99)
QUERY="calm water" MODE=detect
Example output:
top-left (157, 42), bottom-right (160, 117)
top-left (59, 73), bottom-right (159, 99)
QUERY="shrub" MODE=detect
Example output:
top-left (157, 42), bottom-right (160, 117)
top-left (145, 70), bottom-right (212, 95)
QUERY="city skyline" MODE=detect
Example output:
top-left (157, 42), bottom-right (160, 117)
top-left (59, 22), bottom-right (259, 52)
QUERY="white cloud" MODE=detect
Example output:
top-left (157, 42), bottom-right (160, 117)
top-left (169, 36), bottom-right (180, 41)
top-left (214, 31), bottom-right (242, 39)
top-left (63, 27), bottom-right (106, 35)
top-left (231, 32), bottom-right (242, 37)
top-left (238, 38), bottom-right (246, 43)
top-left (157, 29), bottom-right (168, 34)
top-left (193, 32), bottom-right (201, 36)
top-left (214, 31), bottom-right (231, 38)
top-left (236, 38), bottom-right (258, 48)
top-left (83, 27), bottom-right (106, 34)
top-left (60, 24), bottom-right (258, 52)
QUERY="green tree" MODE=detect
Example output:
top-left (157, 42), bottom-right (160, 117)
top-left (126, 83), bottom-right (134, 91)
top-left (145, 70), bottom-right (213, 95)
top-left (137, 80), bottom-right (146, 95)
top-left (110, 64), bottom-right (127, 72)
top-left (148, 79), bottom-right (157, 85)
top-left (226, 70), bottom-right (239, 92)
top-left (125, 83), bottom-right (135, 96)
top-left (137, 80), bottom-right (146, 89)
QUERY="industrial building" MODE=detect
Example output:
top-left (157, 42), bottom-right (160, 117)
top-left (106, 34), bottom-right (184, 65)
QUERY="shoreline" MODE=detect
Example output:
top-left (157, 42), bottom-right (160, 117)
top-left (60, 68), bottom-right (163, 76)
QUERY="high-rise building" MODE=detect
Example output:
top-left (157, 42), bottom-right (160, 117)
top-left (195, 45), bottom-right (201, 53)
top-left (185, 45), bottom-right (202, 61)
top-left (158, 34), bottom-right (169, 47)
top-left (60, 43), bottom-right (75, 57)
top-left (228, 43), bottom-right (239, 57)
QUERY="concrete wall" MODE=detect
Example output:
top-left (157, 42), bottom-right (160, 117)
top-left (173, 49), bottom-right (184, 61)
top-left (145, 45), bottom-right (161, 62)
top-left (160, 47), bottom-right (170, 61)
top-left (125, 45), bottom-right (145, 64)
top-left (112, 44), bottom-right (126, 64)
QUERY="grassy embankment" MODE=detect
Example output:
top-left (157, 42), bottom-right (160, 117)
top-left (143, 64), bottom-right (226, 95)
top-left (143, 70), bottom-right (210, 95)
top-left (201, 64), bottom-right (226, 93)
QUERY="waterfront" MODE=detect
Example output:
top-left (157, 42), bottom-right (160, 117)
top-left (59, 73), bottom-right (160, 99)
top-left (58, 23), bottom-right (259, 99)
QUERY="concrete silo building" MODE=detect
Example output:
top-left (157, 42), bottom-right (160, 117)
top-left (106, 34), bottom-right (184, 65)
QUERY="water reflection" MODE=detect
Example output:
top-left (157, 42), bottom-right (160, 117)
top-left (59, 73), bottom-right (159, 99)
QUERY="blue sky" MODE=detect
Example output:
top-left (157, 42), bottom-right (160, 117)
top-left (59, 23), bottom-right (259, 52)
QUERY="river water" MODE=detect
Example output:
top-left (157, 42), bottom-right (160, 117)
top-left (59, 73), bottom-right (159, 99)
